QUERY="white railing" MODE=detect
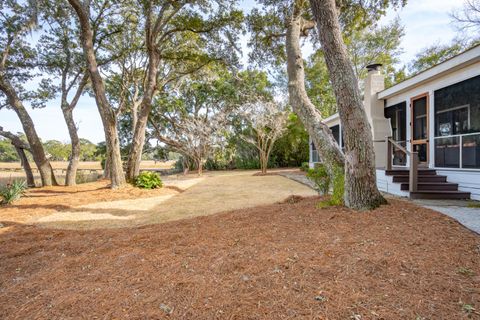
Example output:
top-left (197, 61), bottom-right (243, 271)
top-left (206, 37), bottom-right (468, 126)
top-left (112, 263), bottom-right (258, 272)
top-left (434, 132), bottom-right (480, 169)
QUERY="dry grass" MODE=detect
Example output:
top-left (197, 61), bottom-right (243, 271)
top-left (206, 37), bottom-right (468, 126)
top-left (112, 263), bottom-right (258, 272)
top-left (0, 170), bottom-right (317, 230)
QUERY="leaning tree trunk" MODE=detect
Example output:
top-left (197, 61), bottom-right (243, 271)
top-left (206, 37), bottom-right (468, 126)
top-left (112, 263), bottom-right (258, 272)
top-left (126, 51), bottom-right (160, 181)
top-left (14, 146), bottom-right (35, 187)
top-left (68, 0), bottom-right (125, 188)
top-left (309, 0), bottom-right (386, 210)
top-left (62, 106), bottom-right (80, 186)
top-left (285, 10), bottom-right (345, 177)
top-left (0, 77), bottom-right (57, 186)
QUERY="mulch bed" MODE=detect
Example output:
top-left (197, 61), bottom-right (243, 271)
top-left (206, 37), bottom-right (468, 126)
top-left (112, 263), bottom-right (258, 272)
top-left (1, 196), bottom-right (480, 319)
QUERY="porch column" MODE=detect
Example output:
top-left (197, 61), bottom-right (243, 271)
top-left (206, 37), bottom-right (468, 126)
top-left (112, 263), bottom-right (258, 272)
top-left (428, 91), bottom-right (435, 168)
top-left (364, 64), bottom-right (392, 169)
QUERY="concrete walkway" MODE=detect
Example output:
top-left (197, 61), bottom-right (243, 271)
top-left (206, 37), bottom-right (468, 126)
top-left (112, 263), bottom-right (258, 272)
top-left (411, 199), bottom-right (480, 235)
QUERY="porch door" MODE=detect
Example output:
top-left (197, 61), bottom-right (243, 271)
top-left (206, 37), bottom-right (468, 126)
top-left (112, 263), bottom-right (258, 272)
top-left (411, 93), bottom-right (429, 165)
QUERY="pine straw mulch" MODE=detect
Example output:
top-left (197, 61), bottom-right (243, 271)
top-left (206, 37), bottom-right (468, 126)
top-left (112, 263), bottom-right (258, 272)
top-left (0, 180), bottom-right (179, 223)
top-left (1, 196), bottom-right (480, 319)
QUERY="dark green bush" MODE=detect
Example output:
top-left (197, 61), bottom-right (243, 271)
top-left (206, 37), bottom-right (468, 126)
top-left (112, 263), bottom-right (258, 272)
top-left (306, 164), bottom-right (330, 195)
top-left (0, 180), bottom-right (27, 205)
top-left (300, 162), bottom-right (309, 172)
top-left (135, 171), bottom-right (163, 189)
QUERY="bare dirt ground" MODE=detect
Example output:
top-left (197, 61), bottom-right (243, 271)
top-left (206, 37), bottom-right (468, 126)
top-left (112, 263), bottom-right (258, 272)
top-left (0, 195), bottom-right (479, 319)
top-left (0, 170), bottom-right (317, 229)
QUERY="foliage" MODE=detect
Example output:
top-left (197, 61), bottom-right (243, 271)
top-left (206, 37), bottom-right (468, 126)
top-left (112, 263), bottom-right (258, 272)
top-left (270, 113), bottom-right (309, 167)
top-left (0, 138), bottom-right (19, 162)
top-left (305, 19), bottom-right (405, 117)
top-left (408, 38), bottom-right (480, 75)
top-left (134, 171), bottom-right (163, 189)
top-left (0, 180), bottom-right (27, 205)
top-left (42, 139), bottom-right (102, 161)
top-left (306, 165), bottom-right (330, 195)
top-left (308, 164), bottom-right (344, 207)
top-left (239, 100), bottom-right (288, 173)
top-left (300, 162), bottom-right (309, 172)
top-left (329, 165), bottom-right (345, 206)
top-left (43, 140), bottom-right (70, 161)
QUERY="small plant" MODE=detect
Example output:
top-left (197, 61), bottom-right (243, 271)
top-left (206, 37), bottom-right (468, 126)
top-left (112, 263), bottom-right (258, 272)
top-left (457, 266), bottom-right (475, 276)
top-left (467, 201), bottom-right (480, 208)
top-left (462, 303), bottom-right (478, 315)
top-left (306, 164), bottom-right (330, 195)
top-left (134, 171), bottom-right (163, 189)
top-left (300, 162), bottom-right (309, 172)
top-left (0, 180), bottom-right (27, 205)
top-left (329, 165), bottom-right (345, 206)
top-left (75, 171), bottom-right (88, 184)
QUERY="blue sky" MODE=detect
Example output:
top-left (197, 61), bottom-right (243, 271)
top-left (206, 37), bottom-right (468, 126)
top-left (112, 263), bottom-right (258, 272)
top-left (0, 0), bottom-right (472, 144)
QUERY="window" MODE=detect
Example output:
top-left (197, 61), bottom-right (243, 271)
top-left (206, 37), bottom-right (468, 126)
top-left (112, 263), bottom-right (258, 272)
top-left (330, 125), bottom-right (340, 146)
top-left (385, 102), bottom-right (407, 165)
top-left (434, 75), bottom-right (480, 168)
top-left (311, 141), bottom-right (319, 163)
top-left (435, 75), bottom-right (480, 137)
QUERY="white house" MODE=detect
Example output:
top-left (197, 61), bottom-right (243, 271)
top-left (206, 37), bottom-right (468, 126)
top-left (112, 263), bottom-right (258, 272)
top-left (309, 44), bottom-right (480, 200)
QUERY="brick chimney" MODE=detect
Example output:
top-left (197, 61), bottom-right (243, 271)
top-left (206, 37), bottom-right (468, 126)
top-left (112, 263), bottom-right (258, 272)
top-left (363, 64), bottom-right (392, 169)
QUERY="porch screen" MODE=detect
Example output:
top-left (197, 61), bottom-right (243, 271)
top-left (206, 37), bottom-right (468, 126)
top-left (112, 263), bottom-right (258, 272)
top-left (384, 102), bottom-right (407, 165)
top-left (434, 75), bottom-right (480, 168)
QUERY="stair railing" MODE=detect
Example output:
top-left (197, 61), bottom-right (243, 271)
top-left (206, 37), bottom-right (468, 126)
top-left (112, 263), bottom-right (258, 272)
top-left (386, 136), bottom-right (419, 193)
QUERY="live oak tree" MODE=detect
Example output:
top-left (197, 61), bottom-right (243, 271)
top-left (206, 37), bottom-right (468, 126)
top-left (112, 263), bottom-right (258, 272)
top-left (239, 100), bottom-right (288, 174)
top-left (150, 68), bottom-right (240, 175)
top-left (309, 0), bottom-right (387, 209)
top-left (248, 0), bottom-right (405, 209)
top-left (37, 1), bottom-right (90, 186)
top-left (248, 0), bottom-right (345, 178)
top-left (0, 0), bottom-right (57, 186)
top-left (67, 0), bottom-right (127, 188)
top-left (124, 0), bottom-right (243, 181)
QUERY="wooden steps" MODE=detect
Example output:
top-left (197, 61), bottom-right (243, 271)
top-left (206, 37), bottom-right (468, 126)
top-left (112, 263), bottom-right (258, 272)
top-left (385, 169), bottom-right (470, 200)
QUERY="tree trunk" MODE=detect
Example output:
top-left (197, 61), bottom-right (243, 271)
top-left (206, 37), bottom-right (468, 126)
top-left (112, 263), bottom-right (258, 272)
top-left (62, 106), bottom-right (80, 186)
top-left (260, 150), bottom-right (268, 174)
top-left (126, 51), bottom-right (160, 181)
top-left (197, 158), bottom-right (203, 176)
top-left (0, 77), bottom-right (57, 186)
top-left (68, 0), bottom-right (126, 188)
top-left (285, 8), bottom-right (345, 177)
top-left (14, 146), bottom-right (35, 187)
top-left (309, 0), bottom-right (386, 210)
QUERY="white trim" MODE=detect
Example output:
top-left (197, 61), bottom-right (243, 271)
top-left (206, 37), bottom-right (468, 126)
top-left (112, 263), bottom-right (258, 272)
top-left (378, 45), bottom-right (480, 100)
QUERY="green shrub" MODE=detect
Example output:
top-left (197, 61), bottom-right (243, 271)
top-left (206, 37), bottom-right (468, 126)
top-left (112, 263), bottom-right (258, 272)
top-left (135, 171), bottom-right (163, 189)
top-left (0, 180), bottom-right (27, 205)
top-left (329, 165), bottom-right (345, 206)
top-left (75, 171), bottom-right (88, 184)
top-left (306, 164), bottom-right (330, 195)
top-left (300, 162), bottom-right (309, 172)
top-left (234, 157), bottom-right (260, 170)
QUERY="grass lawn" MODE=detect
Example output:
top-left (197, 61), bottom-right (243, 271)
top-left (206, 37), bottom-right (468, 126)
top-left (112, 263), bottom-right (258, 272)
top-left (0, 170), bottom-right (479, 318)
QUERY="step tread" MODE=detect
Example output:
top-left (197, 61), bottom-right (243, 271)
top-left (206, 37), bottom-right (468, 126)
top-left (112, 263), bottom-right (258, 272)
top-left (401, 182), bottom-right (458, 185)
top-left (410, 190), bottom-right (470, 194)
